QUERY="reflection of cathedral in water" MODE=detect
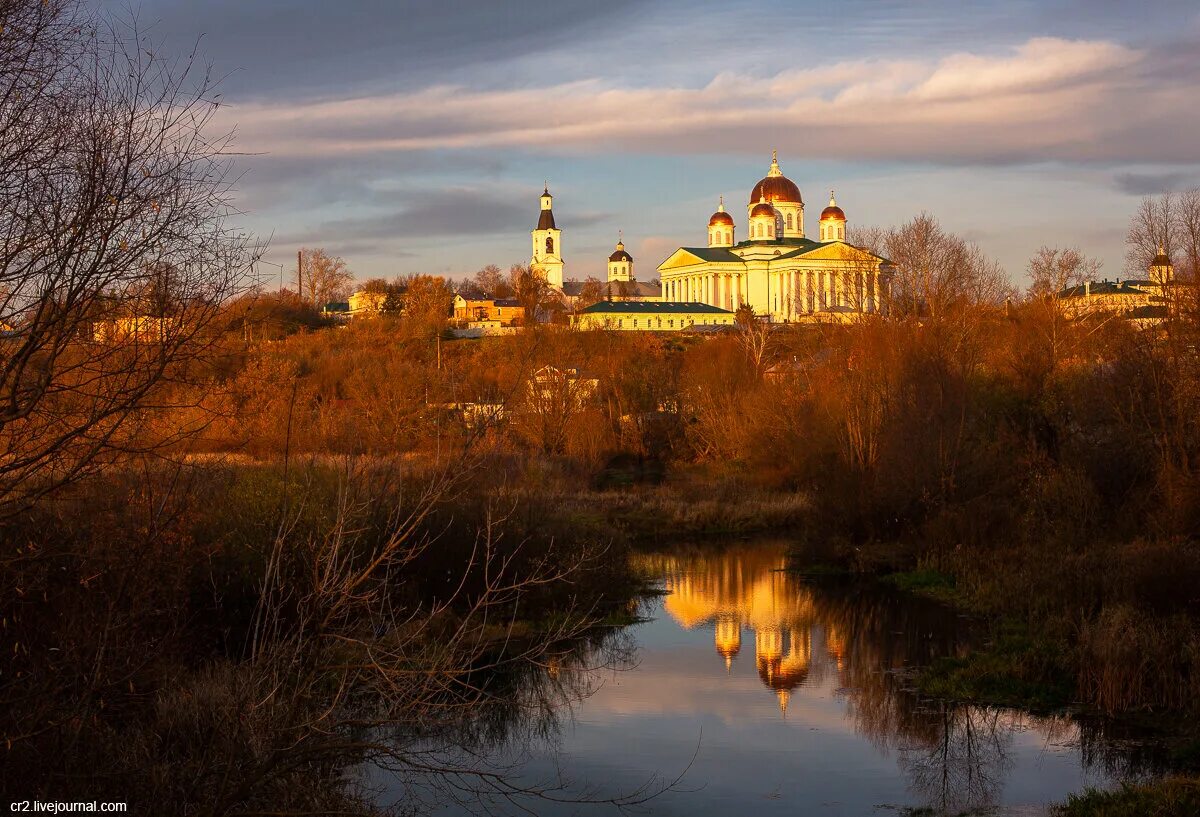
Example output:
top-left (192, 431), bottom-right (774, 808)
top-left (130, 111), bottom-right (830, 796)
top-left (649, 548), bottom-right (846, 713)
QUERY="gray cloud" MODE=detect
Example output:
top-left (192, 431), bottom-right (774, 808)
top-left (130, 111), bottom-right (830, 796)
top-left (1113, 171), bottom-right (1197, 196)
top-left (115, 0), bottom-right (647, 100)
top-left (285, 189), bottom-right (532, 245)
top-left (229, 150), bottom-right (508, 214)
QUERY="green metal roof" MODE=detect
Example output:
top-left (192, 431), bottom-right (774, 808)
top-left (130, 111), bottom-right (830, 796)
top-left (579, 301), bottom-right (734, 315)
top-left (732, 237), bottom-right (824, 252)
top-left (674, 248), bottom-right (746, 263)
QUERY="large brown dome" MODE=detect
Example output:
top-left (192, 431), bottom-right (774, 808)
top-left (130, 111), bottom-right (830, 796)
top-left (750, 175), bottom-right (802, 206)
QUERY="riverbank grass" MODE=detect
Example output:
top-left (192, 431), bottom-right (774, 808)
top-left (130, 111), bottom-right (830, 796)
top-left (916, 620), bottom-right (1075, 711)
top-left (1054, 778), bottom-right (1200, 816)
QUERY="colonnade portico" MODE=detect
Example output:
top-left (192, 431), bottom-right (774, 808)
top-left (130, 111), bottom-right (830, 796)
top-left (666, 272), bottom-right (745, 311)
top-left (663, 263), bottom-right (888, 321)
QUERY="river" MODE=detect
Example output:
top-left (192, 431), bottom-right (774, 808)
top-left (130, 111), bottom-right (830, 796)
top-left (377, 539), bottom-right (1152, 816)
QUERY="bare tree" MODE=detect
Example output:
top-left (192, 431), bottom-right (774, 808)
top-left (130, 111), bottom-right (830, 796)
top-left (735, 304), bottom-right (774, 377)
top-left (472, 263), bottom-right (512, 298)
top-left (1026, 246), bottom-right (1101, 298)
top-left (0, 0), bottom-right (256, 512)
top-left (575, 277), bottom-right (605, 309)
top-left (395, 273), bottom-right (453, 337)
top-left (870, 214), bottom-right (1011, 320)
top-left (510, 263), bottom-right (551, 326)
top-left (1176, 188), bottom-right (1200, 281)
top-left (296, 247), bottom-right (352, 307)
top-left (1125, 193), bottom-right (1176, 275)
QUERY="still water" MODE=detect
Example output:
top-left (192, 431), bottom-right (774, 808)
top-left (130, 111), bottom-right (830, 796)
top-left (393, 541), bottom-right (1138, 816)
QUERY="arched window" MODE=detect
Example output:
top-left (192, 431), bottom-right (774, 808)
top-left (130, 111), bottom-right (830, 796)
top-left (725, 230), bottom-right (731, 244)
top-left (546, 236), bottom-right (554, 254)
top-left (786, 213), bottom-right (793, 229)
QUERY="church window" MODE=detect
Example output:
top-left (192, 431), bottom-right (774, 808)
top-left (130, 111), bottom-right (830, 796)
top-left (546, 236), bottom-right (554, 254)
top-left (787, 213), bottom-right (793, 229)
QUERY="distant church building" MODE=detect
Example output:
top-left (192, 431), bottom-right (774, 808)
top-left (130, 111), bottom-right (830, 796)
top-left (529, 155), bottom-right (890, 327)
top-left (658, 151), bottom-right (894, 322)
top-left (1056, 245), bottom-right (1176, 325)
top-left (531, 188), bottom-right (660, 303)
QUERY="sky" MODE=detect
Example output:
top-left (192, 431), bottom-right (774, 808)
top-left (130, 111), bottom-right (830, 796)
top-left (110, 0), bottom-right (1200, 287)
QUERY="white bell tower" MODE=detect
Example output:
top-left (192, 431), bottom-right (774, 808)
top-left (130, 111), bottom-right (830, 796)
top-left (530, 184), bottom-right (564, 289)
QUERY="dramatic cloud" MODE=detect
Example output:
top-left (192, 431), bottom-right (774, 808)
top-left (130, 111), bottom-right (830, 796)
top-left (216, 37), bottom-right (1195, 167)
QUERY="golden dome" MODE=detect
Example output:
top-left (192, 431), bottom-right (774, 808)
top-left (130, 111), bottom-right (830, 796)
top-left (749, 150), bottom-right (802, 206)
top-left (710, 195), bottom-right (734, 226)
top-left (820, 190), bottom-right (845, 221)
top-left (750, 199), bottom-right (776, 219)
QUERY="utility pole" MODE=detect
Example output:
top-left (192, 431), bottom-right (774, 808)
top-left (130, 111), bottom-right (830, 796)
top-left (297, 249), bottom-right (303, 303)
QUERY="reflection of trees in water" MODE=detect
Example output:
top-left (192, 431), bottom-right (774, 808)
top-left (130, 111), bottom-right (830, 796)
top-left (638, 541), bottom-right (1175, 815)
top-left (372, 607), bottom-right (660, 815)
top-left (897, 704), bottom-right (1013, 814)
top-left (1076, 712), bottom-right (1185, 781)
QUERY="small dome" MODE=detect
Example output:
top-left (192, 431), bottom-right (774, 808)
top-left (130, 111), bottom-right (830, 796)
top-left (1151, 246), bottom-right (1171, 267)
top-left (750, 200), bottom-right (776, 219)
top-left (609, 238), bottom-right (632, 263)
top-left (820, 190), bottom-right (845, 221)
top-left (709, 211), bottom-right (734, 226)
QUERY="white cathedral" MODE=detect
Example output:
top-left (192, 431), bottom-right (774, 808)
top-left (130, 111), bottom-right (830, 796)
top-left (531, 152), bottom-right (894, 322)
